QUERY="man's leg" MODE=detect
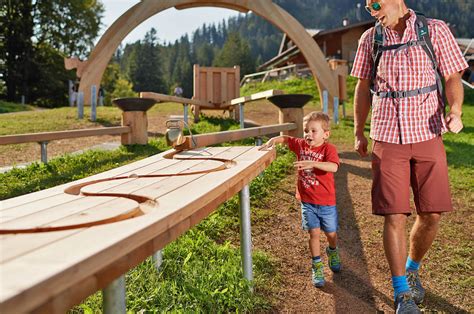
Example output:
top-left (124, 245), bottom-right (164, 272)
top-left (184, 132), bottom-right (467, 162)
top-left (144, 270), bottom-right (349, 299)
top-left (406, 212), bottom-right (441, 304)
top-left (409, 212), bottom-right (441, 261)
top-left (384, 214), bottom-right (408, 277)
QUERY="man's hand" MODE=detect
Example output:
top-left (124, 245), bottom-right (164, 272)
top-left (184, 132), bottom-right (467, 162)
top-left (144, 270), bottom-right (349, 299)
top-left (355, 134), bottom-right (369, 157)
top-left (258, 139), bottom-right (275, 151)
top-left (446, 111), bottom-right (463, 133)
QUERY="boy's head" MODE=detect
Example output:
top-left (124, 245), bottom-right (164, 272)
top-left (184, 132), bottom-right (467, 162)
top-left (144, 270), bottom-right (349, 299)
top-left (303, 111), bottom-right (331, 147)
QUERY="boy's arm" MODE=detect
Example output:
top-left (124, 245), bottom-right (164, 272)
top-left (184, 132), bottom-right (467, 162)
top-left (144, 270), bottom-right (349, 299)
top-left (259, 135), bottom-right (291, 150)
top-left (294, 160), bottom-right (339, 173)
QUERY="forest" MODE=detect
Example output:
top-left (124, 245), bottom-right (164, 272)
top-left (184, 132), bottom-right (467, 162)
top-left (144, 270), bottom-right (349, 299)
top-left (1, 0), bottom-right (472, 107)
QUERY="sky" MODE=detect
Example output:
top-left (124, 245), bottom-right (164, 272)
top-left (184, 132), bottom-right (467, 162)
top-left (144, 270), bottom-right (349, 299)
top-left (97, 0), bottom-right (241, 45)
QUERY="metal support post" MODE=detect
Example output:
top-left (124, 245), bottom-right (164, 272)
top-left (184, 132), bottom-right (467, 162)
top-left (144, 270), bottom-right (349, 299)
top-left (333, 96), bottom-right (339, 124)
top-left (91, 85), bottom-right (97, 122)
top-left (77, 92), bottom-right (84, 119)
top-left (39, 141), bottom-right (48, 163)
top-left (342, 101), bottom-right (346, 118)
top-left (239, 185), bottom-right (253, 289)
top-left (152, 250), bottom-right (163, 272)
top-left (239, 103), bottom-right (245, 129)
top-left (322, 90), bottom-right (328, 114)
top-left (183, 104), bottom-right (189, 127)
top-left (102, 275), bottom-right (126, 314)
top-left (255, 137), bottom-right (262, 146)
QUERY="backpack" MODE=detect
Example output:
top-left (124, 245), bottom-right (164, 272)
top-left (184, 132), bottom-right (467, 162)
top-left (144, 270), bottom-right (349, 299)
top-left (370, 12), bottom-right (443, 100)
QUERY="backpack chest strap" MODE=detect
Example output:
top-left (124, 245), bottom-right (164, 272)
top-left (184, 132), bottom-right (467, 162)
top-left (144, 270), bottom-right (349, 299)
top-left (374, 83), bottom-right (437, 98)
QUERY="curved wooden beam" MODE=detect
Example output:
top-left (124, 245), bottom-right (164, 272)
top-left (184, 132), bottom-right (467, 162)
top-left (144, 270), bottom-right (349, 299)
top-left (78, 0), bottom-right (337, 106)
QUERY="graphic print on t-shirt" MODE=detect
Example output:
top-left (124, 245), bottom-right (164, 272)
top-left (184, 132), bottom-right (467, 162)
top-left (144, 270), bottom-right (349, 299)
top-left (299, 149), bottom-right (324, 189)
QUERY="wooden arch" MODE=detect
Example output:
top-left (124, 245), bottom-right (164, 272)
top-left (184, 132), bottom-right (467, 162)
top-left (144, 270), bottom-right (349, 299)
top-left (76, 0), bottom-right (338, 106)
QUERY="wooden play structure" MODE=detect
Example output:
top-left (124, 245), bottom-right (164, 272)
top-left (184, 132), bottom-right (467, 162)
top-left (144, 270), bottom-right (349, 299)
top-left (65, 0), bottom-right (339, 108)
top-left (142, 64), bottom-right (243, 122)
top-left (0, 146), bottom-right (275, 313)
top-left (0, 86), bottom-right (307, 312)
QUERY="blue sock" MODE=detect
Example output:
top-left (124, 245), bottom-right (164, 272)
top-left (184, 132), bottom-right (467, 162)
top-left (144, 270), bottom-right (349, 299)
top-left (392, 275), bottom-right (410, 299)
top-left (312, 256), bottom-right (321, 263)
top-left (406, 256), bottom-right (420, 272)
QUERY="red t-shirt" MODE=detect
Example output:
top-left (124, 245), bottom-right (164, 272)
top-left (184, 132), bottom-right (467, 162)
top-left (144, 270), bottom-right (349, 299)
top-left (288, 137), bottom-right (340, 205)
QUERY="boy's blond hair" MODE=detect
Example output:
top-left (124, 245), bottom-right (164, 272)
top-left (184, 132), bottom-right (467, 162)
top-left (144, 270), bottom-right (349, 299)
top-left (303, 111), bottom-right (331, 131)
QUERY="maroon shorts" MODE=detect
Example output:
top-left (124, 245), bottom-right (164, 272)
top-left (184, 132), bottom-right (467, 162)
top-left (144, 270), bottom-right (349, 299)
top-left (371, 136), bottom-right (453, 215)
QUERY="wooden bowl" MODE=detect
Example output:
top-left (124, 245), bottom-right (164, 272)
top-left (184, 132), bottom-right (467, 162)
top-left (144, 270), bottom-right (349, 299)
top-left (267, 94), bottom-right (312, 108)
top-left (112, 97), bottom-right (157, 112)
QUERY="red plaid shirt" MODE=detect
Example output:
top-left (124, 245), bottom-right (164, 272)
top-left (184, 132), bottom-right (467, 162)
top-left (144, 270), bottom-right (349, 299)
top-left (351, 10), bottom-right (468, 144)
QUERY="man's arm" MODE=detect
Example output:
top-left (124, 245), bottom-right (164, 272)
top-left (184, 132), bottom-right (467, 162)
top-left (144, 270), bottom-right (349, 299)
top-left (354, 78), bottom-right (371, 157)
top-left (444, 71), bottom-right (464, 133)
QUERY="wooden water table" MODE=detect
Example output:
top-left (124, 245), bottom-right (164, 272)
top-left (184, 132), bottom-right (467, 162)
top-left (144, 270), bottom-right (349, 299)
top-left (0, 145), bottom-right (277, 313)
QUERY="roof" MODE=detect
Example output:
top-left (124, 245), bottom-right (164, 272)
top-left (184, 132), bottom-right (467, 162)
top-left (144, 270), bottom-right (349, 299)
top-left (260, 20), bottom-right (374, 70)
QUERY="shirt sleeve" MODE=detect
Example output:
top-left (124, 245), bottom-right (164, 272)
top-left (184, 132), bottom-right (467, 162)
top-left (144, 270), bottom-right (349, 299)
top-left (430, 19), bottom-right (468, 77)
top-left (287, 137), bottom-right (299, 154)
top-left (350, 28), bottom-right (375, 79)
top-left (325, 144), bottom-right (340, 166)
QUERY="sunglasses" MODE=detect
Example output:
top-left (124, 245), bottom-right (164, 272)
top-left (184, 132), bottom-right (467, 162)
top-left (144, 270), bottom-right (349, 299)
top-left (365, 2), bottom-right (382, 13)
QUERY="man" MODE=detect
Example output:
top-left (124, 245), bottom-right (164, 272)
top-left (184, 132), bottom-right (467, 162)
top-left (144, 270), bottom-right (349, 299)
top-left (351, 0), bottom-right (467, 313)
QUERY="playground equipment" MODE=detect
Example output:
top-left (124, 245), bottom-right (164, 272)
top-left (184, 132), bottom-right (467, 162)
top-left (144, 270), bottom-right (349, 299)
top-left (64, 0), bottom-right (339, 109)
top-left (142, 65), bottom-right (242, 123)
top-left (0, 84), bottom-right (308, 313)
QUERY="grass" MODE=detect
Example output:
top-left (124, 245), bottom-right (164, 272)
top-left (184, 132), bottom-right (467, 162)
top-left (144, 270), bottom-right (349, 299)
top-left (0, 100), bottom-right (36, 113)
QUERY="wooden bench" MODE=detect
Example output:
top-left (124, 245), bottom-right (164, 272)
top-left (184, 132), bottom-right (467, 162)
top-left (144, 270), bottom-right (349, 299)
top-left (0, 146), bottom-right (275, 313)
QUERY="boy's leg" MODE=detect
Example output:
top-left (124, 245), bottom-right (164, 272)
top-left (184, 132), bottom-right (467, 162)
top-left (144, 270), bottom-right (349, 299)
top-left (324, 231), bottom-right (341, 272)
top-left (309, 228), bottom-right (321, 257)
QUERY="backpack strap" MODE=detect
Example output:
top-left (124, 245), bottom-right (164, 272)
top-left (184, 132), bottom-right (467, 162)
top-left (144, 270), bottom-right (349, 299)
top-left (370, 22), bottom-right (384, 94)
top-left (370, 12), bottom-right (444, 101)
top-left (414, 13), bottom-right (444, 100)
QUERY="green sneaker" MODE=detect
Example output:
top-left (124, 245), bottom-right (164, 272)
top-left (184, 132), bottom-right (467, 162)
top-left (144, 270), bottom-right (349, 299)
top-left (394, 291), bottom-right (421, 313)
top-left (312, 261), bottom-right (325, 287)
top-left (407, 269), bottom-right (425, 305)
top-left (326, 247), bottom-right (342, 272)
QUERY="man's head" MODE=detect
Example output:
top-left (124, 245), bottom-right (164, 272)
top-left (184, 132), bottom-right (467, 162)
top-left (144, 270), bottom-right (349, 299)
top-left (303, 111), bottom-right (331, 147)
top-left (365, 0), bottom-right (408, 29)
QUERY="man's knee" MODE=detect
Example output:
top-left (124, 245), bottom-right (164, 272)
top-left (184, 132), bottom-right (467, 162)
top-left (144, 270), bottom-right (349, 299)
top-left (384, 214), bottom-right (408, 228)
top-left (417, 212), bottom-right (441, 227)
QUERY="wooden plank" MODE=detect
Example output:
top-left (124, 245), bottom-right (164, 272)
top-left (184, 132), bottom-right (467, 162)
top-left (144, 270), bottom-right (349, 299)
top-left (0, 146), bottom-right (274, 313)
top-left (0, 127), bottom-right (130, 146)
top-left (0, 197), bottom-right (138, 231)
top-left (230, 89), bottom-right (284, 105)
top-left (206, 70), bottom-right (213, 104)
top-left (139, 92), bottom-right (216, 108)
top-left (0, 230), bottom-right (83, 264)
top-left (221, 72), bottom-right (228, 104)
top-left (0, 152), bottom-right (178, 211)
top-left (175, 123), bottom-right (297, 150)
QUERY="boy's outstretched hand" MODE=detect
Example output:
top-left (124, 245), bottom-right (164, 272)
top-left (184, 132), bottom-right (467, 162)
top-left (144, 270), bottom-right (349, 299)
top-left (258, 139), bottom-right (275, 151)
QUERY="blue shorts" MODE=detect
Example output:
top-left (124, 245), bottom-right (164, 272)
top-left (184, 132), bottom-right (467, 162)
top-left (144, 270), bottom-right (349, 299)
top-left (301, 202), bottom-right (338, 233)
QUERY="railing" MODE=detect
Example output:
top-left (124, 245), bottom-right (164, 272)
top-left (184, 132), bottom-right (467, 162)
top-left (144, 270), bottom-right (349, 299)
top-left (240, 64), bottom-right (310, 86)
top-left (0, 126), bottom-right (131, 163)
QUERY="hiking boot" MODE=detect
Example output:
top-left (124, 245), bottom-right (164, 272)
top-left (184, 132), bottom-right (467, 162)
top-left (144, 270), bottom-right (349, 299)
top-left (394, 292), bottom-right (421, 314)
top-left (407, 269), bottom-right (425, 305)
top-left (312, 261), bottom-right (325, 287)
top-left (326, 247), bottom-right (342, 273)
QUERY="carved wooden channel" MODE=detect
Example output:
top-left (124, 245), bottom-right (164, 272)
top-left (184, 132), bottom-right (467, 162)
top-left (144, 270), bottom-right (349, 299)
top-left (0, 146), bottom-right (275, 313)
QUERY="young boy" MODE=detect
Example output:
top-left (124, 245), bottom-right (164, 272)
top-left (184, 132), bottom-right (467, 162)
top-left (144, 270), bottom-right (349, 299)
top-left (260, 111), bottom-right (341, 287)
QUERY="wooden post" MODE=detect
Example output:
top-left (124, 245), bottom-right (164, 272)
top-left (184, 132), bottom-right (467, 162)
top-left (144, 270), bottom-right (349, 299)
top-left (278, 108), bottom-right (304, 138)
top-left (121, 111), bottom-right (148, 145)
